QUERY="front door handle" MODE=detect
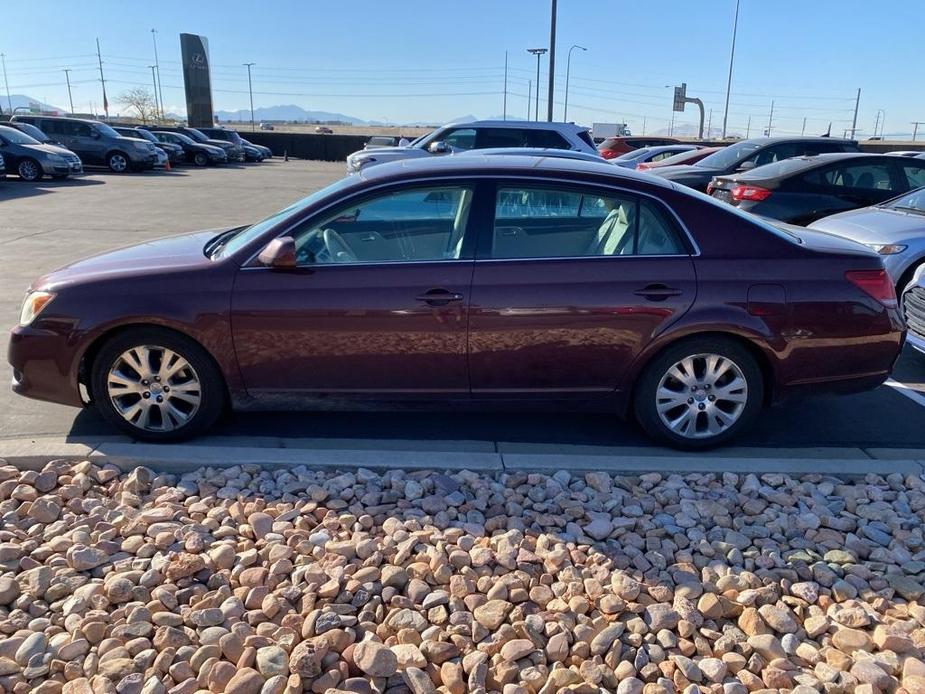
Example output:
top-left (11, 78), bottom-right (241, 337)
top-left (633, 284), bottom-right (682, 301)
top-left (415, 289), bottom-right (464, 306)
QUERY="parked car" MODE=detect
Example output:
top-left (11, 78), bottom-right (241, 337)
top-left (902, 264), bottom-right (925, 357)
top-left (611, 145), bottom-right (699, 169)
top-left (708, 153), bottom-right (925, 225)
top-left (651, 137), bottom-right (861, 193)
top-left (0, 124), bottom-right (83, 181)
top-left (0, 153), bottom-right (5, 180)
top-left (9, 156), bottom-right (903, 449)
top-left (242, 143), bottom-right (265, 162)
top-left (259, 122), bottom-right (274, 131)
top-left (637, 146), bottom-right (722, 171)
top-left (345, 120), bottom-right (598, 173)
top-left (7, 121), bottom-right (68, 149)
top-left (365, 136), bottom-right (402, 149)
top-left (241, 138), bottom-right (272, 159)
top-left (148, 126), bottom-right (244, 162)
top-left (808, 186), bottom-right (925, 294)
top-left (315, 126), bottom-right (334, 134)
top-left (10, 115), bottom-right (158, 173)
top-left (197, 127), bottom-right (248, 162)
top-left (149, 131), bottom-right (226, 166)
top-left (113, 127), bottom-right (184, 163)
top-left (598, 136), bottom-right (681, 160)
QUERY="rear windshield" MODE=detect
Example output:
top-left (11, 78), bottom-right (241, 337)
top-left (696, 141), bottom-right (763, 169)
top-left (184, 129), bottom-right (209, 142)
top-left (738, 156), bottom-right (818, 179)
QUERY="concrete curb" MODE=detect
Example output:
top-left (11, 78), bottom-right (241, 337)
top-left (1, 436), bottom-right (922, 476)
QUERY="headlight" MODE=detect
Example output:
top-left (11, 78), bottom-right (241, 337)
top-left (350, 156), bottom-right (375, 171)
top-left (19, 291), bottom-right (55, 327)
top-left (47, 153), bottom-right (66, 163)
top-left (865, 243), bottom-right (908, 255)
top-left (133, 141), bottom-right (149, 151)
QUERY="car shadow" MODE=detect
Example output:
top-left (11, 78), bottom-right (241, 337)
top-left (0, 176), bottom-right (106, 200)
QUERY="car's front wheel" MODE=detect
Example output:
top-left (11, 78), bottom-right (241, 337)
top-left (633, 337), bottom-right (763, 450)
top-left (90, 328), bottom-right (225, 442)
top-left (107, 151), bottom-right (130, 173)
top-left (17, 158), bottom-right (42, 182)
top-left (193, 152), bottom-right (208, 167)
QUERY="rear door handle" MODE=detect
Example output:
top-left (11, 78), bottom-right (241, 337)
top-left (633, 284), bottom-right (682, 301)
top-left (415, 289), bottom-right (464, 306)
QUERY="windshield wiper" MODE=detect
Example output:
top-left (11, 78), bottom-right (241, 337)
top-left (205, 228), bottom-right (241, 258)
top-left (891, 205), bottom-right (925, 216)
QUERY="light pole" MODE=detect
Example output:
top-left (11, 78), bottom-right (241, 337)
top-left (912, 122), bottom-right (924, 142)
top-left (63, 68), bottom-right (75, 114)
top-left (243, 63), bottom-right (256, 132)
top-left (721, 0), bottom-right (740, 139)
top-left (151, 29), bottom-right (164, 120)
top-left (527, 48), bottom-right (547, 122)
top-left (563, 45), bottom-right (586, 122)
top-left (546, 0), bottom-right (557, 122)
top-left (147, 66), bottom-right (159, 123)
top-left (0, 54), bottom-right (11, 114)
top-left (873, 109), bottom-right (885, 139)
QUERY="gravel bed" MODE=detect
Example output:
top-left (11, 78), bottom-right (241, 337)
top-left (0, 460), bottom-right (924, 694)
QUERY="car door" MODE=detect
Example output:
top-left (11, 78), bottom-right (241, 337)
top-left (468, 181), bottom-right (696, 396)
top-left (230, 181), bottom-right (480, 397)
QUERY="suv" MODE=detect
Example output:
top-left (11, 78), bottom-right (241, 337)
top-left (113, 127), bottom-right (185, 164)
top-left (152, 126), bottom-right (245, 162)
top-left (10, 115), bottom-right (158, 172)
top-left (345, 120), bottom-right (598, 173)
top-left (650, 136), bottom-right (860, 193)
top-left (598, 136), bottom-right (681, 159)
top-left (197, 127), bottom-right (248, 161)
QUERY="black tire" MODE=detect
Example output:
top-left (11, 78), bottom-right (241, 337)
top-left (633, 336), bottom-right (764, 450)
top-left (107, 151), bottom-right (130, 173)
top-left (193, 152), bottom-right (208, 167)
top-left (17, 158), bottom-right (43, 182)
top-left (90, 328), bottom-right (225, 442)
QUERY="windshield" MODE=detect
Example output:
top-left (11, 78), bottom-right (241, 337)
top-left (885, 186), bottom-right (925, 214)
top-left (214, 176), bottom-right (359, 259)
top-left (95, 123), bottom-right (122, 138)
top-left (695, 140), bottom-right (763, 169)
top-left (0, 126), bottom-right (39, 145)
top-left (164, 132), bottom-right (193, 145)
top-left (185, 128), bottom-right (209, 143)
top-left (614, 148), bottom-right (650, 162)
top-left (133, 129), bottom-right (157, 143)
top-left (13, 123), bottom-right (49, 141)
top-left (408, 128), bottom-right (438, 148)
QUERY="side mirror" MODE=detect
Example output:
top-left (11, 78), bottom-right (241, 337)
top-left (737, 160), bottom-right (756, 172)
top-left (428, 141), bottom-right (449, 154)
top-left (257, 236), bottom-right (297, 269)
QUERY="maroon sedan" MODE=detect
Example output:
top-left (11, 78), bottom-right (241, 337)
top-left (9, 156), bottom-right (905, 448)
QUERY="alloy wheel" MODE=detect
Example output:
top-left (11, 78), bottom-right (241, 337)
top-left (106, 345), bottom-right (202, 432)
top-left (655, 353), bottom-right (748, 440)
top-left (18, 159), bottom-right (40, 181)
top-left (109, 154), bottom-right (128, 172)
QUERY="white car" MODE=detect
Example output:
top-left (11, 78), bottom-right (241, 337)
top-left (346, 120), bottom-right (598, 174)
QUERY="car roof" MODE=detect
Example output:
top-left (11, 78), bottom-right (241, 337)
top-left (732, 152), bottom-right (897, 180)
top-left (441, 119), bottom-right (589, 133)
top-left (741, 135), bottom-right (859, 145)
top-left (463, 147), bottom-right (604, 161)
top-left (357, 153), bottom-right (673, 188)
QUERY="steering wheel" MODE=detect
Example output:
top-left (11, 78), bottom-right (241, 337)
top-left (322, 228), bottom-right (358, 263)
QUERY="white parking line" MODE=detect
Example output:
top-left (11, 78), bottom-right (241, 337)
top-left (886, 379), bottom-right (925, 409)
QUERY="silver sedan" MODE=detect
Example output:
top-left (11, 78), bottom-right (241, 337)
top-left (808, 186), bottom-right (925, 293)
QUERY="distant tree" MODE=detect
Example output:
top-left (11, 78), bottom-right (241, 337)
top-left (118, 87), bottom-right (158, 123)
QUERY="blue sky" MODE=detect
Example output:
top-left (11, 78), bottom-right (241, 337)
top-left (1, 0), bottom-right (923, 138)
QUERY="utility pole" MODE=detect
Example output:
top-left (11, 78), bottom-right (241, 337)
top-left (766, 100), bottom-right (774, 136)
top-left (96, 38), bottom-right (109, 118)
top-left (243, 63), bottom-right (256, 132)
top-left (151, 29), bottom-right (164, 120)
top-left (912, 122), bottom-right (924, 142)
top-left (63, 68), bottom-right (75, 114)
top-left (721, 0), bottom-right (740, 139)
top-left (546, 0), bottom-right (557, 122)
top-left (642, 116), bottom-right (647, 135)
top-left (527, 80), bottom-right (532, 121)
top-left (707, 109), bottom-right (713, 139)
top-left (850, 88), bottom-right (861, 139)
top-left (563, 45), bottom-right (586, 121)
top-left (147, 66), bottom-right (159, 123)
top-left (746, 114), bottom-right (751, 138)
top-left (502, 51), bottom-right (508, 121)
top-left (873, 109), bottom-right (882, 139)
top-left (669, 110), bottom-right (675, 136)
top-left (0, 53), bottom-right (11, 115)
top-left (801, 117), bottom-right (806, 135)
top-left (527, 48), bottom-right (546, 122)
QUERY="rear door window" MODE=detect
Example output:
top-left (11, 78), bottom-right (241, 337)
top-left (901, 163), bottom-right (925, 190)
top-left (475, 128), bottom-right (525, 148)
top-left (524, 129), bottom-right (571, 149)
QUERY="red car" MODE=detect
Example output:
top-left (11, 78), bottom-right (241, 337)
top-left (637, 146), bottom-right (723, 171)
top-left (9, 156), bottom-right (904, 449)
top-left (598, 136), bottom-right (681, 160)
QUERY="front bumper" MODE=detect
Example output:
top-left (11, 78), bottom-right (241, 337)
top-left (8, 325), bottom-right (84, 408)
top-left (42, 158), bottom-right (83, 175)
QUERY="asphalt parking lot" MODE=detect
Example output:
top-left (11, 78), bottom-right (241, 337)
top-left (2, 159), bottom-right (925, 456)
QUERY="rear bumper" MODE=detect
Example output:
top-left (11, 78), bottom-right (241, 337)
top-left (8, 326), bottom-right (83, 408)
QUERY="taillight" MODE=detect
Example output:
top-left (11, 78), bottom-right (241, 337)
top-left (600, 150), bottom-right (615, 159)
top-left (706, 182), bottom-right (714, 194)
top-left (846, 269), bottom-right (897, 308)
top-left (731, 184), bottom-right (772, 202)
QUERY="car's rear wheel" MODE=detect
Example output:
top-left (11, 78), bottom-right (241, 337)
top-left (633, 337), bottom-right (763, 450)
top-left (107, 151), bottom-right (130, 173)
top-left (17, 158), bottom-right (42, 182)
top-left (193, 152), bottom-right (208, 167)
top-left (91, 328), bottom-right (225, 442)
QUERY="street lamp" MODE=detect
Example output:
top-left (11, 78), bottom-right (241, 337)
top-left (243, 63), bottom-right (256, 132)
top-left (527, 48), bottom-right (547, 122)
top-left (721, 0), bottom-right (740, 139)
top-left (874, 109), bottom-right (886, 139)
top-left (563, 45), bottom-right (586, 122)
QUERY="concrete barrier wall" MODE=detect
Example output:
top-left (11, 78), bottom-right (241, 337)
top-left (239, 131), bottom-right (368, 161)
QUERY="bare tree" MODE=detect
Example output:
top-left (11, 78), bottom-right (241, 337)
top-left (118, 87), bottom-right (158, 123)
